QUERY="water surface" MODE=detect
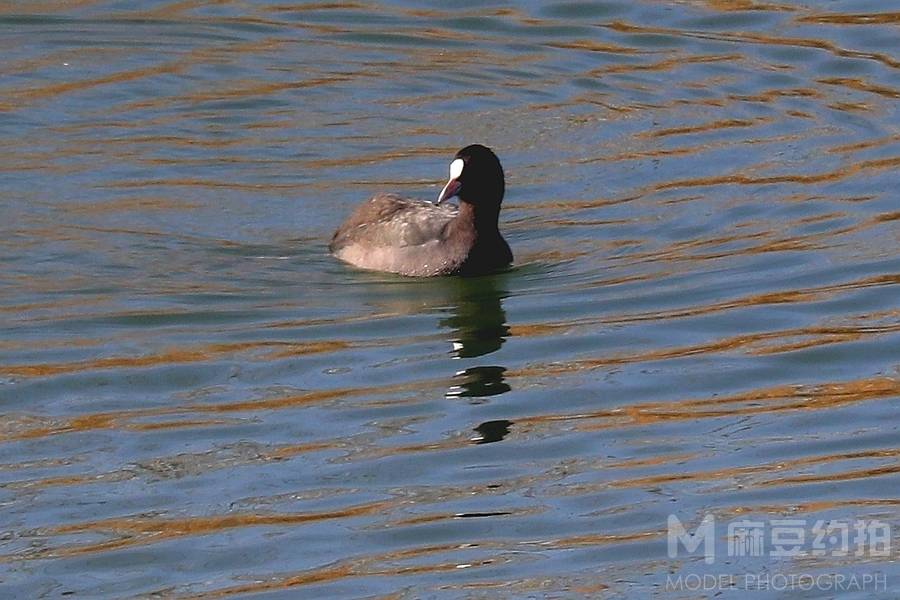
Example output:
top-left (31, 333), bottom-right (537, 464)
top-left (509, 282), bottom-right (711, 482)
top-left (1, 0), bottom-right (898, 598)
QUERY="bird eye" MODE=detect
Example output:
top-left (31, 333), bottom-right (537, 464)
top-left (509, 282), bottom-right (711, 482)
top-left (449, 158), bottom-right (464, 180)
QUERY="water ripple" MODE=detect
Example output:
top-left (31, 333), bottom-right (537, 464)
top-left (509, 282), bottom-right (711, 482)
top-left (0, 0), bottom-right (898, 598)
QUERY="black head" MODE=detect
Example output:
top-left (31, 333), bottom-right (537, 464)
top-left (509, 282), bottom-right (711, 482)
top-left (437, 144), bottom-right (505, 208)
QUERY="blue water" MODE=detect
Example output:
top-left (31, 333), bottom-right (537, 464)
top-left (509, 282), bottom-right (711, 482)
top-left (1, 1), bottom-right (898, 597)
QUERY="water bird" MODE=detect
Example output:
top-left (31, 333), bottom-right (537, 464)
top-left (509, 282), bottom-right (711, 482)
top-left (329, 144), bottom-right (512, 276)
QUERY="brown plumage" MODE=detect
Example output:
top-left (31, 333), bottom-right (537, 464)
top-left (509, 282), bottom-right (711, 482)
top-left (329, 145), bottom-right (512, 277)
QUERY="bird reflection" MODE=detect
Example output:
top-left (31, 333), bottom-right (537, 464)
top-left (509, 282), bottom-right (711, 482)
top-left (440, 275), bottom-right (512, 402)
top-left (471, 419), bottom-right (513, 444)
top-left (440, 274), bottom-right (510, 359)
top-left (446, 366), bottom-right (510, 399)
top-left (348, 272), bottom-right (512, 400)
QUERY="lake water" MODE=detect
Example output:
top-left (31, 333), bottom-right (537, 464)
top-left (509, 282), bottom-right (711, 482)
top-left (1, 1), bottom-right (898, 598)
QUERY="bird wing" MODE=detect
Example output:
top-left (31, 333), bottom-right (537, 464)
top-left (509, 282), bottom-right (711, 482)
top-left (330, 194), bottom-right (457, 251)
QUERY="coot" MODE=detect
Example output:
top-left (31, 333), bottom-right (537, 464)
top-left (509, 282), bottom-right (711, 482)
top-left (329, 144), bottom-right (512, 277)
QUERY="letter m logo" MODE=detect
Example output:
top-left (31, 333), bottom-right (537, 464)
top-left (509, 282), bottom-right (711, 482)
top-left (668, 514), bottom-right (716, 564)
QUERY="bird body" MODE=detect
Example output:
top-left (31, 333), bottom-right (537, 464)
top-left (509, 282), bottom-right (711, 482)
top-left (329, 145), bottom-right (511, 277)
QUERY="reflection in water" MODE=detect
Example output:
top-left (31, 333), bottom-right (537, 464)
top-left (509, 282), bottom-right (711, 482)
top-left (1, 0), bottom-right (899, 597)
top-left (446, 366), bottom-right (510, 399)
top-left (439, 276), bottom-right (511, 401)
top-left (454, 510), bottom-right (513, 518)
top-left (471, 419), bottom-right (513, 445)
top-left (440, 275), bottom-right (510, 359)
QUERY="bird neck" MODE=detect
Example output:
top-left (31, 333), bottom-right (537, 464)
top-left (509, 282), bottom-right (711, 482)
top-left (455, 198), bottom-right (501, 235)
